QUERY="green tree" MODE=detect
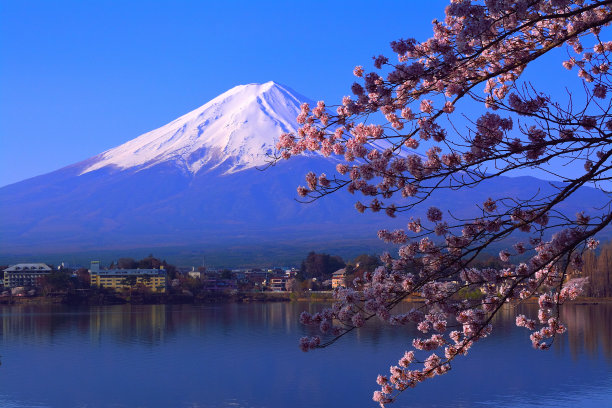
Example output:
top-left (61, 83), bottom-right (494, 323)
top-left (581, 241), bottom-right (612, 297)
top-left (138, 255), bottom-right (162, 269)
top-left (117, 258), bottom-right (137, 269)
top-left (299, 252), bottom-right (345, 281)
top-left (120, 275), bottom-right (138, 296)
top-left (75, 268), bottom-right (90, 288)
top-left (351, 254), bottom-right (381, 272)
top-left (40, 271), bottom-right (72, 294)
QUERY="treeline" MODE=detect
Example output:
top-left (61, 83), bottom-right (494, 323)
top-left (110, 255), bottom-right (178, 279)
top-left (300, 245), bottom-right (612, 298)
top-left (298, 251), bottom-right (381, 288)
top-left (581, 241), bottom-right (612, 297)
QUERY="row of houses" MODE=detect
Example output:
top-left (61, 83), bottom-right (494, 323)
top-left (1, 262), bottom-right (348, 293)
top-left (1, 262), bottom-right (297, 293)
top-left (186, 267), bottom-right (300, 292)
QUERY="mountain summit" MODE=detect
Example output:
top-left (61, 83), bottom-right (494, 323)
top-left (82, 81), bottom-right (307, 176)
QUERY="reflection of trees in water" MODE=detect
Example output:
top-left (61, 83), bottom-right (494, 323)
top-left (302, 302), bottom-right (612, 359)
top-left (0, 305), bottom-right (89, 344)
top-left (465, 302), bottom-right (612, 361)
top-left (88, 305), bottom-right (169, 346)
top-left (0, 305), bottom-right (171, 346)
top-left (560, 304), bottom-right (612, 361)
top-left (0, 303), bottom-right (313, 346)
top-left (0, 303), bottom-right (610, 360)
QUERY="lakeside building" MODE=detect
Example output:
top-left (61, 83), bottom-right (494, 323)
top-left (3, 263), bottom-right (52, 288)
top-left (269, 276), bottom-right (288, 292)
top-left (89, 261), bottom-right (167, 293)
top-left (331, 269), bottom-right (347, 289)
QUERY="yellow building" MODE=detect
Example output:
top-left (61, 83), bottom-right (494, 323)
top-left (89, 261), bottom-right (167, 293)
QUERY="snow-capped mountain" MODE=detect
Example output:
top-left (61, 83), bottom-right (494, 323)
top-left (82, 81), bottom-right (307, 175)
top-left (0, 82), bottom-right (608, 265)
top-left (0, 81), bottom-right (391, 262)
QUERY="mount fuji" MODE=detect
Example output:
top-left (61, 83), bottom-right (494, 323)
top-left (0, 81), bottom-right (607, 265)
top-left (0, 82), bottom-right (398, 263)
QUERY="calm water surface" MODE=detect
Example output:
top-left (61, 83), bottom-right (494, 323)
top-left (0, 302), bottom-right (610, 408)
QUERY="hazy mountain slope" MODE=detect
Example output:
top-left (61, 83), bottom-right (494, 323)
top-left (0, 82), bottom-right (608, 262)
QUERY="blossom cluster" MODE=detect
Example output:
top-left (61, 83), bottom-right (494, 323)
top-left (299, 218), bottom-right (593, 404)
top-left (279, 1), bottom-right (612, 406)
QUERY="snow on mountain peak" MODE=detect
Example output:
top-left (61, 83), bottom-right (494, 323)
top-left (81, 81), bottom-right (308, 176)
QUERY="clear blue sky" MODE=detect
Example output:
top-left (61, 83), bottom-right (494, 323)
top-left (0, 0), bottom-right (583, 187)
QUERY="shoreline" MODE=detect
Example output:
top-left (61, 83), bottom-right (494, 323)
top-left (0, 291), bottom-right (336, 306)
top-left (1, 292), bottom-right (611, 306)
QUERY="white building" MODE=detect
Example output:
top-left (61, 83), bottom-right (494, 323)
top-left (3, 263), bottom-right (52, 288)
top-left (188, 270), bottom-right (202, 279)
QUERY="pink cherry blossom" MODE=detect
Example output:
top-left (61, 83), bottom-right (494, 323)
top-left (277, 1), bottom-right (611, 405)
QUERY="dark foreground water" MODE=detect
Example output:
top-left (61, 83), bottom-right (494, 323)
top-left (0, 302), bottom-right (610, 408)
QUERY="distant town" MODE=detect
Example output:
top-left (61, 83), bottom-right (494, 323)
top-left (3, 241), bottom-right (612, 304)
top-left (0, 252), bottom-right (381, 304)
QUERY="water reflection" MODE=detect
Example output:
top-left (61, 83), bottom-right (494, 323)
top-left (0, 302), bottom-right (610, 408)
top-left (1, 302), bottom-right (611, 358)
top-left (560, 303), bottom-right (612, 361)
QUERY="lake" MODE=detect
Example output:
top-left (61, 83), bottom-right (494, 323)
top-left (0, 302), bottom-right (610, 408)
